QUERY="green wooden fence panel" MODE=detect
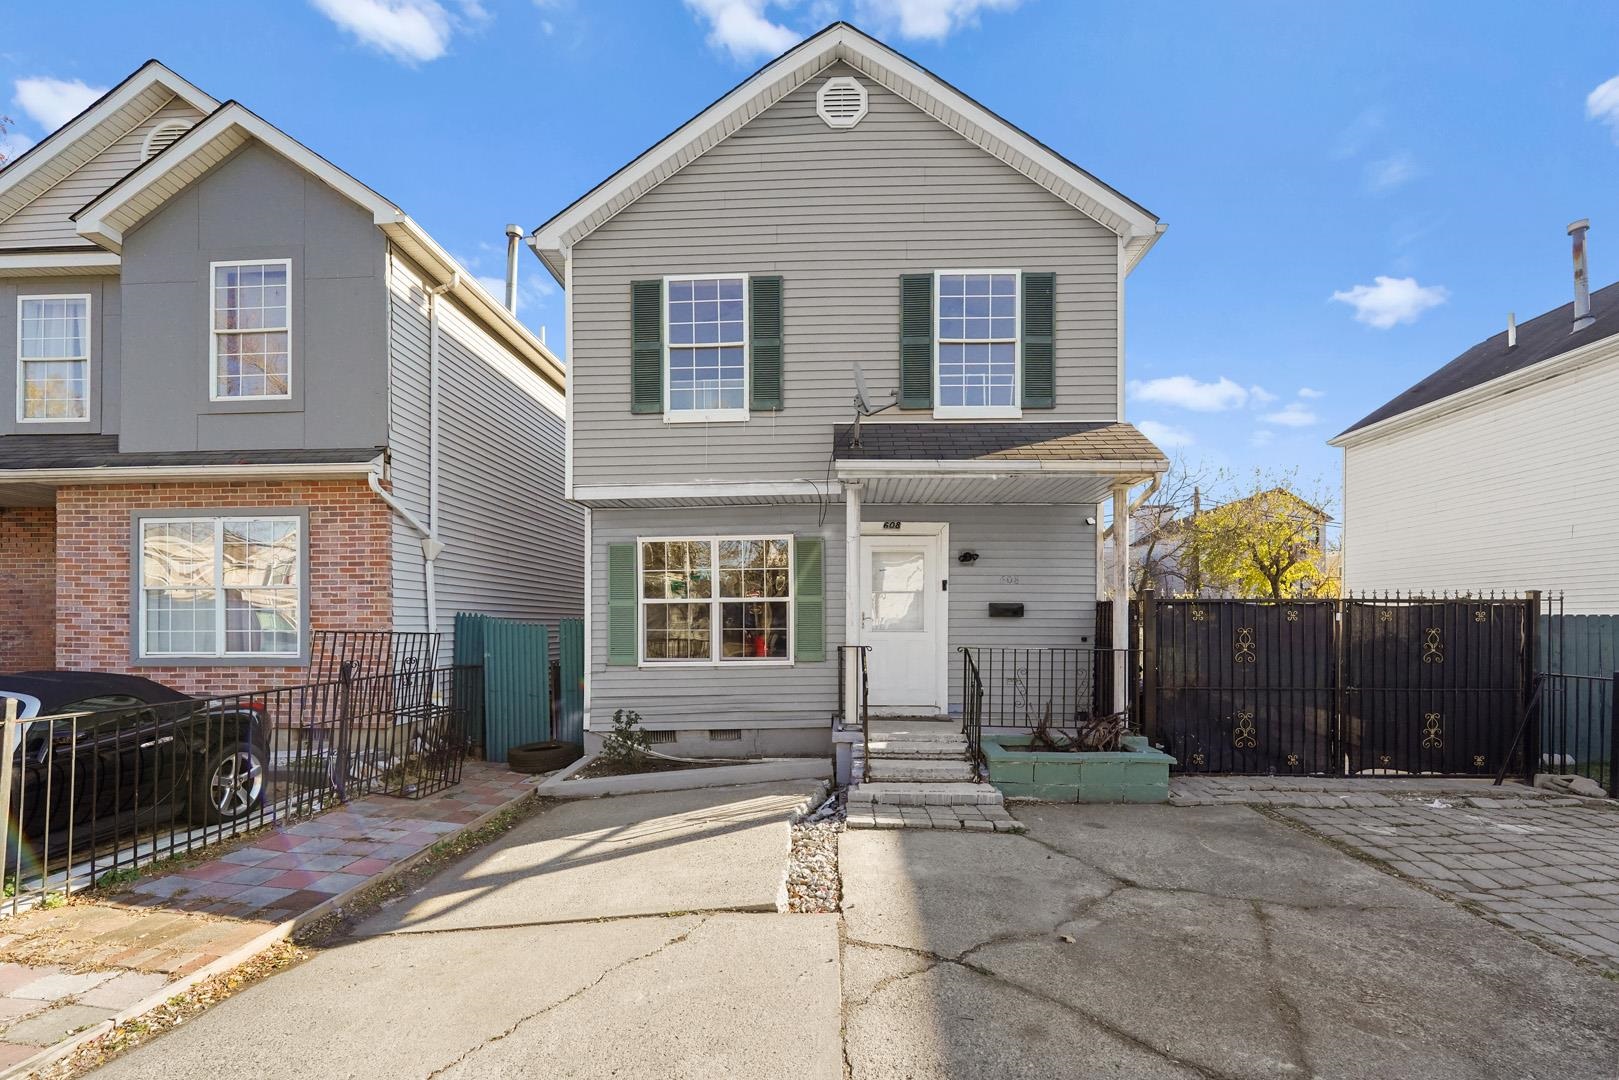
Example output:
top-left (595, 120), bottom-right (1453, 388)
top-left (453, 613), bottom-right (488, 751)
top-left (457, 612), bottom-right (552, 762)
top-left (558, 618), bottom-right (584, 747)
top-left (1539, 614), bottom-right (1617, 769)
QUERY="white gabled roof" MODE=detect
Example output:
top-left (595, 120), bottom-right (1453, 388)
top-left (70, 100), bottom-right (565, 392)
top-left (529, 21), bottom-right (1164, 281)
top-left (0, 60), bottom-right (219, 225)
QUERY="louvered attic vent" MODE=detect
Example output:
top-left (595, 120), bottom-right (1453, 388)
top-left (142, 120), bottom-right (194, 161)
top-left (816, 76), bottom-right (868, 129)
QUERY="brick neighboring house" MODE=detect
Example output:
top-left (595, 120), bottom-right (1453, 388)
top-left (0, 62), bottom-right (582, 693)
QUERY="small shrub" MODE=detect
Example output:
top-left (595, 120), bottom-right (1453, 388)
top-left (601, 709), bottom-right (651, 767)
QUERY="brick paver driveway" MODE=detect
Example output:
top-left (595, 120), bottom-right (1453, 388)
top-left (1282, 800), bottom-right (1619, 966)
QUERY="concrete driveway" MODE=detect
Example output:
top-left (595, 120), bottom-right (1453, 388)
top-left (841, 803), bottom-right (1619, 1080)
top-left (87, 781), bottom-right (843, 1080)
top-left (85, 786), bottom-right (1619, 1080)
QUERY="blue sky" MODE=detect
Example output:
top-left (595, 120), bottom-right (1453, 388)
top-left (4, 0), bottom-right (1618, 501)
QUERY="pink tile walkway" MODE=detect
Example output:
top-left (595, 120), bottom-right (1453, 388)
top-left (0, 761), bottom-right (538, 1076)
top-left (117, 762), bottom-right (539, 922)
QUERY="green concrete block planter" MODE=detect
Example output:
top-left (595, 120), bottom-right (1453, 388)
top-left (982, 733), bottom-right (1176, 803)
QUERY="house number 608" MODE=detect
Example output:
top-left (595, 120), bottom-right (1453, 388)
top-left (1001, 575), bottom-right (1020, 584)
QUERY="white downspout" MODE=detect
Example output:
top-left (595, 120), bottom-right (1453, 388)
top-left (372, 275), bottom-right (453, 638)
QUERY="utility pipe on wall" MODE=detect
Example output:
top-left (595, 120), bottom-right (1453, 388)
top-left (504, 224), bottom-right (522, 313)
top-left (372, 276), bottom-right (454, 637)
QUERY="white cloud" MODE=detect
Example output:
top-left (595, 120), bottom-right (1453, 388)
top-left (1331, 107), bottom-right (1384, 160)
top-left (1262, 402), bottom-right (1318, 428)
top-left (1136, 420), bottom-right (1194, 449)
top-left (474, 272), bottom-right (555, 313)
top-left (1247, 385), bottom-right (1277, 406)
top-left (683, 0), bottom-right (801, 61)
top-left (13, 76), bottom-right (107, 132)
top-left (1129, 375), bottom-right (1250, 412)
top-left (1250, 430), bottom-right (1275, 448)
top-left (1297, 387), bottom-right (1325, 399)
top-left (1587, 74), bottom-right (1619, 141)
top-left (1365, 152), bottom-right (1418, 192)
top-left (308, 0), bottom-right (471, 63)
top-left (1331, 275), bottom-right (1449, 329)
top-left (854, 0), bottom-right (1021, 39)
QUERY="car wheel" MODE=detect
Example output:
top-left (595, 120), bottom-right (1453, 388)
top-left (189, 739), bottom-right (266, 825)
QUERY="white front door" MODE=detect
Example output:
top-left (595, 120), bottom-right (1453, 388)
top-left (859, 527), bottom-right (946, 712)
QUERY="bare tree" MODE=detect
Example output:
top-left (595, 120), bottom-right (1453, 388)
top-left (0, 116), bottom-right (14, 167)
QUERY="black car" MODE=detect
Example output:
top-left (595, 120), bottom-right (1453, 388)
top-left (0, 671), bottom-right (269, 842)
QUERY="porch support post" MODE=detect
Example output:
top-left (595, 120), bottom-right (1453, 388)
top-left (843, 480), bottom-right (863, 723)
top-left (1111, 483), bottom-right (1131, 716)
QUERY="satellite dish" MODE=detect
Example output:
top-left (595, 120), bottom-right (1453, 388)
top-left (852, 363), bottom-right (895, 416)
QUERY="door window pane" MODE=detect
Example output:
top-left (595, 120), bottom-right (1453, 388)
top-left (870, 550), bottom-right (926, 632)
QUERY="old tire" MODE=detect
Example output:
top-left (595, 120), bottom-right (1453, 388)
top-left (507, 740), bottom-right (581, 774)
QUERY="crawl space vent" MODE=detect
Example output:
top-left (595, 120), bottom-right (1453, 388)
top-left (645, 729), bottom-right (678, 745)
top-left (816, 77), bottom-right (868, 129)
top-left (142, 120), bottom-right (193, 161)
top-left (707, 729), bottom-right (742, 742)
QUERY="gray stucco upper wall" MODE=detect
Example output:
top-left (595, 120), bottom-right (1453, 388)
top-left (0, 275), bottom-right (120, 437)
top-left (568, 61), bottom-right (1121, 488)
top-left (117, 142), bottom-right (388, 453)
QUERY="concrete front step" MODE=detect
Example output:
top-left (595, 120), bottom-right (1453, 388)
top-left (866, 739), bottom-right (967, 759)
top-left (865, 759), bottom-right (976, 783)
top-left (848, 780), bottom-right (1005, 808)
top-left (865, 722), bottom-right (963, 743)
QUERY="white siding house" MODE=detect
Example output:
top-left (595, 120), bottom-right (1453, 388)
top-left (1332, 276), bottom-right (1619, 614)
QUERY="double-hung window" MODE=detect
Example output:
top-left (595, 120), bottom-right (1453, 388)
top-left (640, 537), bottom-right (791, 663)
top-left (138, 516), bottom-right (302, 659)
top-left (935, 270), bottom-right (1020, 418)
top-left (211, 260), bottom-right (291, 400)
top-left (17, 294), bottom-right (90, 422)
top-left (665, 275), bottom-right (747, 421)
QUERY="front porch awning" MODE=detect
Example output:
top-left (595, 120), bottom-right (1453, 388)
top-left (833, 421), bottom-right (1166, 504)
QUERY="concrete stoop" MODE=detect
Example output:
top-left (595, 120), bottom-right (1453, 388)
top-left (847, 718), bottom-right (1023, 832)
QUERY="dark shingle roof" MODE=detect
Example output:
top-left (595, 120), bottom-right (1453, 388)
top-left (1340, 280), bottom-right (1619, 436)
top-left (833, 421), bottom-right (1168, 462)
top-left (0, 435), bottom-right (380, 471)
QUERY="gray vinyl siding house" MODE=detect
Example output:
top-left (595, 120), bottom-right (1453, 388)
top-left (531, 23), bottom-right (1165, 756)
top-left (0, 61), bottom-right (580, 689)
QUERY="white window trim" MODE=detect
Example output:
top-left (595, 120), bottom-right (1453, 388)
top-left (932, 268), bottom-right (1022, 420)
top-left (209, 258), bottom-right (293, 403)
top-left (137, 515), bottom-right (303, 660)
top-left (662, 272), bottom-right (749, 424)
top-left (16, 293), bottom-right (92, 424)
top-left (636, 534), bottom-right (795, 667)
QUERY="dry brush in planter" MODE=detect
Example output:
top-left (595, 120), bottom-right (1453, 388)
top-left (985, 707), bottom-right (1176, 803)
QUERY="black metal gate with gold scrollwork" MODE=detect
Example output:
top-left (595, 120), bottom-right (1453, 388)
top-left (1142, 594), bottom-right (1535, 779)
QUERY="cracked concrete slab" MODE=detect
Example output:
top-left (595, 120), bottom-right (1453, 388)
top-left (87, 916), bottom-right (705, 1080)
top-left (839, 829), bottom-right (1115, 958)
top-left (89, 913), bottom-right (841, 1080)
top-left (355, 781), bottom-right (822, 934)
top-left (1013, 802), bottom-right (1431, 909)
top-left (843, 802), bottom-right (1619, 1080)
top-left (845, 960), bottom-right (1206, 1080)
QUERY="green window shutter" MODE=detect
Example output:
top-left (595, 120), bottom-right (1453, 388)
top-left (793, 536), bottom-right (825, 662)
top-left (1022, 272), bottom-right (1055, 409)
top-left (749, 275), bottom-right (783, 410)
top-left (607, 543), bottom-right (638, 665)
top-left (899, 273), bottom-right (933, 409)
top-left (629, 280), bottom-right (663, 414)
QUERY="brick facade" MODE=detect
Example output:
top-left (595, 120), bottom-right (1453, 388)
top-left (55, 479), bottom-right (391, 696)
top-left (0, 506), bottom-right (57, 671)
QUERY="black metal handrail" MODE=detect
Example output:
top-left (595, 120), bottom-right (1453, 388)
top-left (958, 646), bottom-right (1130, 729)
top-left (836, 645), bottom-right (871, 769)
top-left (960, 647), bottom-right (985, 770)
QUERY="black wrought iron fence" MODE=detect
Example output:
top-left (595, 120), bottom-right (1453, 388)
top-left (0, 663), bottom-right (477, 914)
top-left (958, 647), bottom-right (1129, 729)
top-left (309, 630), bottom-right (443, 682)
top-left (1538, 672), bottom-right (1617, 794)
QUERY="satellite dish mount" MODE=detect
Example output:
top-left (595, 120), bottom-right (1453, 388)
top-left (850, 364), bottom-right (897, 448)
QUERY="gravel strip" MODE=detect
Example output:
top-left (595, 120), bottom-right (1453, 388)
top-left (786, 791), bottom-right (845, 914)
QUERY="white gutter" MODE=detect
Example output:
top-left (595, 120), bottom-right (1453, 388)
top-left (0, 460), bottom-right (376, 485)
top-left (834, 458), bottom-right (1167, 479)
